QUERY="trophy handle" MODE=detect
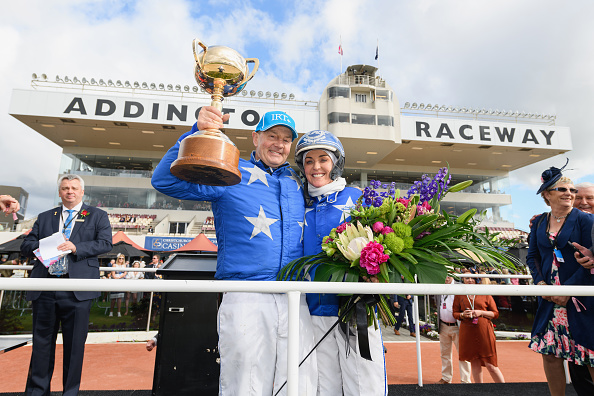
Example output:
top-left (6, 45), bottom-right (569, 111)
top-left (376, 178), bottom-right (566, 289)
top-left (244, 58), bottom-right (260, 83)
top-left (193, 39), bottom-right (208, 64)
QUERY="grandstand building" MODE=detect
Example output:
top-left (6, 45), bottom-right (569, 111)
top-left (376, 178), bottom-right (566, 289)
top-left (7, 66), bottom-right (570, 249)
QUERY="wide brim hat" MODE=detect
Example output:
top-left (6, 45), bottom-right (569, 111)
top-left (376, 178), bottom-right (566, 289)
top-left (536, 158), bottom-right (569, 194)
top-left (255, 111), bottom-right (298, 141)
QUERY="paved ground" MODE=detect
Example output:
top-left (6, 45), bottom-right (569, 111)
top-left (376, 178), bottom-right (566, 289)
top-left (0, 325), bottom-right (551, 393)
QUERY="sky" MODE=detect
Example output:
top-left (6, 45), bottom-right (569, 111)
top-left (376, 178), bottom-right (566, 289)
top-left (1, 0), bottom-right (594, 232)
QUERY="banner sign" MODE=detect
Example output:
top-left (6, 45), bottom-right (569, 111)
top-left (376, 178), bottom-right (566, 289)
top-left (145, 236), bottom-right (193, 251)
top-left (401, 116), bottom-right (572, 150)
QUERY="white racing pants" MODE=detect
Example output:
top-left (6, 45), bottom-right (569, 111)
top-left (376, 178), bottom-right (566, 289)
top-left (217, 292), bottom-right (318, 396)
top-left (311, 315), bottom-right (387, 396)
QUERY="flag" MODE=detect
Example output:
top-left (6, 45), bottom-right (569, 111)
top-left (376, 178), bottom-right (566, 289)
top-left (375, 45), bottom-right (378, 60)
top-left (338, 44), bottom-right (343, 56)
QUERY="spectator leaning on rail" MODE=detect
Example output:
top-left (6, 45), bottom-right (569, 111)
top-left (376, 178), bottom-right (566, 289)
top-left (151, 106), bottom-right (317, 395)
top-left (527, 162), bottom-right (594, 396)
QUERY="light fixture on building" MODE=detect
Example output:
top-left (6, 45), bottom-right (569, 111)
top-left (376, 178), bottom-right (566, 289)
top-left (41, 124), bottom-right (55, 128)
top-left (32, 73), bottom-right (38, 79)
top-left (356, 161), bottom-right (367, 164)
top-left (107, 79), bottom-right (114, 86)
top-left (250, 90), bottom-right (256, 96)
top-left (411, 147), bottom-right (423, 150)
top-left (468, 162), bottom-right (477, 165)
top-left (175, 84), bottom-right (181, 91)
top-left (501, 164), bottom-right (512, 168)
top-left (281, 93), bottom-right (287, 99)
top-left (366, 151), bottom-right (377, 155)
top-left (431, 160), bottom-right (441, 163)
top-left (411, 103), bottom-right (418, 109)
top-left (92, 127), bottom-right (106, 131)
top-left (236, 136), bottom-right (248, 140)
top-left (258, 91), bottom-right (263, 97)
top-left (242, 90), bottom-right (248, 96)
top-left (55, 75), bottom-right (62, 82)
top-left (159, 83), bottom-right (164, 90)
top-left (167, 84), bottom-right (173, 90)
top-left (153, 144), bottom-right (164, 148)
top-left (404, 102), bottom-right (410, 108)
top-left (64, 76), bottom-right (71, 83)
top-left (109, 142), bottom-right (121, 145)
top-left (492, 152), bottom-right (502, 155)
top-left (289, 93), bottom-right (295, 100)
top-left (64, 139), bottom-right (76, 143)
top-left (395, 158), bottom-right (405, 161)
top-left (91, 78), bottom-right (97, 84)
top-left (266, 91), bottom-right (271, 98)
top-left (133, 81), bottom-right (140, 88)
top-left (192, 86), bottom-right (198, 92)
top-left (142, 130), bottom-right (154, 134)
top-left (184, 85), bottom-right (189, 92)
top-left (81, 77), bottom-right (88, 84)
top-left (116, 80), bottom-right (122, 87)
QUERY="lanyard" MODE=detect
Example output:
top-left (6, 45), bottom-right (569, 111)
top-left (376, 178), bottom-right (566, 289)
top-left (466, 295), bottom-right (475, 311)
top-left (61, 210), bottom-right (78, 234)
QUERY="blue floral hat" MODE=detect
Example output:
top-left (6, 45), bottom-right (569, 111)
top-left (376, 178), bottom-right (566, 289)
top-left (536, 158), bottom-right (569, 194)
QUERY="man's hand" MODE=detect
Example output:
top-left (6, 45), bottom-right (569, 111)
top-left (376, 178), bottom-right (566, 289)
top-left (572, 242), bottom-right (594, 270)
top-left (58, 240), bottom-right (77, 254)
top-left (0, 195), bottom-right (19, 215)
top-left (197, 106), bottom-right (230, 131)
top-left (529, 214), bottom-right (537, 229)
top-left (146, 339), bottom-right (156, 352)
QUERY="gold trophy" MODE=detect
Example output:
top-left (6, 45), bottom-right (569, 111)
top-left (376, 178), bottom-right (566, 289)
top-left (170, 39), bottom-right (259, 185)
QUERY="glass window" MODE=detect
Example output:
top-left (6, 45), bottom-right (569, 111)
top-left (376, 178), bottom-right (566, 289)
top-left (351, 114), bottom-right (376, 125)
top-left (355, 94), bottom-right (367, 103)
top-left (375, 90), bottom-right (391, 101)
top-left (328, 112), bottom-right (350, 124)
top-left (328, 86), bottom-right (350, 99)
top-left (169, 222), bottom-right (187, 234)
top-left (378, 115), bottom-right (394, 126)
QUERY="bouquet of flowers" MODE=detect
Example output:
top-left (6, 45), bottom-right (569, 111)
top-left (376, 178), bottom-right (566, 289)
top-left (278, 167), bottom-right (519, 328)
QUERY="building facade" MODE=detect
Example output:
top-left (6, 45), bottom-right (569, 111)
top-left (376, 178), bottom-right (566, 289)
top-left (7, 67), bottom-right (570, 247)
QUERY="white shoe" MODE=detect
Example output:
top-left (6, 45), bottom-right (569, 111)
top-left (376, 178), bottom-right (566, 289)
top-left (117, 312), bottom-right (121, 317)
top-left (109, 312), bottom-right (113, 317)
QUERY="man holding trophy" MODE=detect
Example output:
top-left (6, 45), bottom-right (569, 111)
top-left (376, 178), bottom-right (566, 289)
top-left (151, 40), bottom-right (317, 395)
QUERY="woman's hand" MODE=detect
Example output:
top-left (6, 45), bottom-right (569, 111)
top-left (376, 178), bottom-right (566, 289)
top-left (550, 296), bottom-right (570, 306)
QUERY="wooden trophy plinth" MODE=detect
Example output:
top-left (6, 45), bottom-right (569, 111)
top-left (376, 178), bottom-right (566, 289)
top-left (170, 133), bottom-right (242, 186)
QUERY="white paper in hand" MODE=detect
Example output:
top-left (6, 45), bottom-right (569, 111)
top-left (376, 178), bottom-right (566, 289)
top-left (39, 232), bottom-right (72, 259)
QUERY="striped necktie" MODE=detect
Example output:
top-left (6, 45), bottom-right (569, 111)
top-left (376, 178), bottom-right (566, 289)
top-left (63, 209), bottom-right (75, 239)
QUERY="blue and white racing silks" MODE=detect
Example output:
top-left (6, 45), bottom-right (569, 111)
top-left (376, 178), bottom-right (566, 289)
top-left (151, 123), bottom-right (305, 281)
top-left (303, 187), bottom-right (362, 317)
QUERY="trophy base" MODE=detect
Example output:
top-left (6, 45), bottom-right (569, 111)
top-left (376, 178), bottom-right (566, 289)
top-left (170, 134), bottom-right (242, 186)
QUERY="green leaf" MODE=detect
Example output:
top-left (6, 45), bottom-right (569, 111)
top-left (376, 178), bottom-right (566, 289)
top-left (415, 260), bottom-right (448, 284)
top-left (448, 180), bottom-right (473, 193)
top-left (457, 208), bottom-right (477, 224)
top-left (388, 256), bottom-right (415, 282)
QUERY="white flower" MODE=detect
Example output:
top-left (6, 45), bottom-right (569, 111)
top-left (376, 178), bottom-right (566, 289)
top-left (336, 221), bottom-right (374, 261)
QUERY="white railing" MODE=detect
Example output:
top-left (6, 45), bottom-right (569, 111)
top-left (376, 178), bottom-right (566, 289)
top-left (0, 277), bottom-right (592, 394)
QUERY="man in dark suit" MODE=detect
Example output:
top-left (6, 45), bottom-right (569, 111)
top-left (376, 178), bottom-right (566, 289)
top-left (392, 294), bottom-right (416, 337)
top-left (21, 174), bottom-right (112, 396)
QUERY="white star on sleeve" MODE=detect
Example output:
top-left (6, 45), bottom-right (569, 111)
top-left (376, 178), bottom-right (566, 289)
top-left (303, 207), bottom-right (314, 227)
top-left (332, 196), bottom-right (356, 222)
top-left (245, 205), bottom-right (279, 240)
top-left (241, 165), bottom-right (269, 187)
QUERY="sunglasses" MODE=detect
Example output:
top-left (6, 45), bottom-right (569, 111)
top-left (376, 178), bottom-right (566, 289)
top-left (549, 187), bottom-right (578, 194)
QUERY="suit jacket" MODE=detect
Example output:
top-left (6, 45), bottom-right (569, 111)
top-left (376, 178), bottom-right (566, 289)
top-left (21, 203), bottom-right (112, 301)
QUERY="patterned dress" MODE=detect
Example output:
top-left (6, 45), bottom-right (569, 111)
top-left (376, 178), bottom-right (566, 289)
top-left (528, 232), bottom-right (594, 366)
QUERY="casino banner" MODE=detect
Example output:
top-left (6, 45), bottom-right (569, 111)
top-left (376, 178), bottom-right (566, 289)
top-left (145, 236), bottom-right (193, 251)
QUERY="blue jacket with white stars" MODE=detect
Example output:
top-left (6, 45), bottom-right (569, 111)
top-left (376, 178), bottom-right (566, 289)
top-left (151, 124), bottom-right (305, 281)
top-left (304, 187), bottom-right (361, 317)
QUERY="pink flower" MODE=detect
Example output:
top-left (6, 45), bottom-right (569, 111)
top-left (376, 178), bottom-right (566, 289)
top-left (544, 331), bottom-right (555, 346)
top-left (336, 222), bottom-right (348, 234)
top-left (381, 226), bottom-right (394, 235)
top-left (372, 222), bottom-right (385, 233)
top-left (359, 241), bottom-right (389, 275)
top-left (397, 198), bottom-right (410, 207)
top-left (552, 308), bottom-right (568, 327)
top-left (417, 201), bottom-right (433, 215)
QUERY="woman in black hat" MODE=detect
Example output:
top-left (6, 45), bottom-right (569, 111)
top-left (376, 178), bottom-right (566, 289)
top-left (526, 161), bottom-right (594, 396)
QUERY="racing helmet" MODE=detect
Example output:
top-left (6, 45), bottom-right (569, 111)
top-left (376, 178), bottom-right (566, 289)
top-left (295, 130), bottom-right (345, 180)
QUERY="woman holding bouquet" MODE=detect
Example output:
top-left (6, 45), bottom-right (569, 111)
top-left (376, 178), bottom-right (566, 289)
top-left (295, 130), bottom-right (387, 396)
top-left (526, 162), bottom-right (594, 396)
